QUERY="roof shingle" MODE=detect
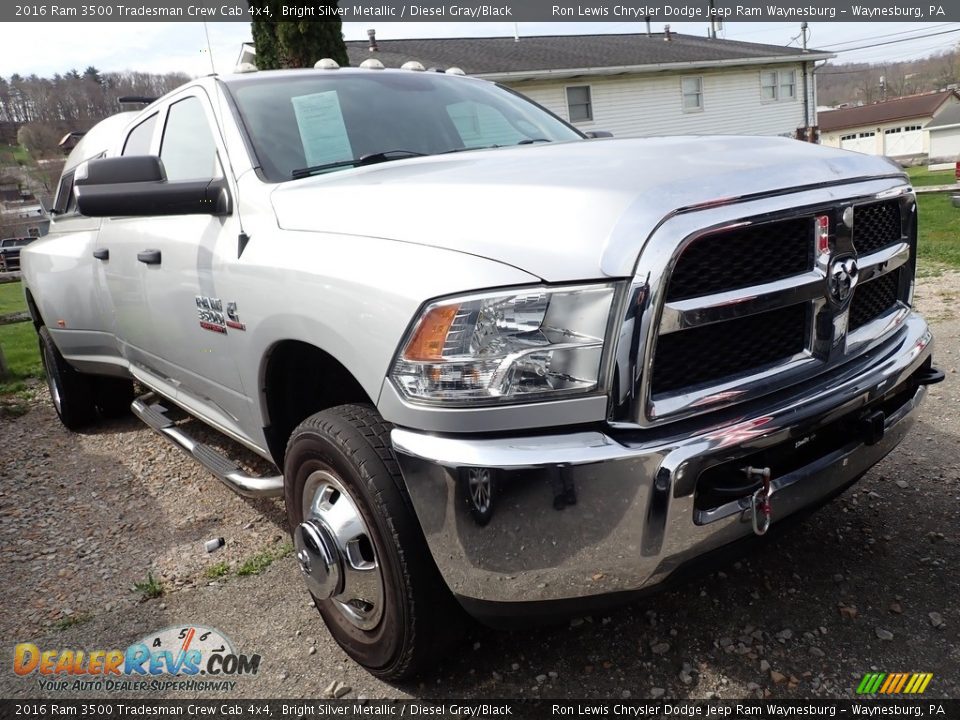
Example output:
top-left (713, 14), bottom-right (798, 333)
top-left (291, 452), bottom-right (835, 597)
top-left (817, 90), bottom-right (958, 132)
top-left (926, 101), bottom-right (960, 130)
top-left (345, 32), bottom-right (829, 76)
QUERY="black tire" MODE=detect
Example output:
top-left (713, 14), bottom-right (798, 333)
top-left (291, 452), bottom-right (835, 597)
top-left (284, 403), bottom-right (464, 679)
top-left (38, 325), bottom-right (97, 431)
top-left (93, 376), bottom-right (135, 418)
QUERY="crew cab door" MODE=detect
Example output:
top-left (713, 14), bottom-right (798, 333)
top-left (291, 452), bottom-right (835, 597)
top-left (27, 170), bottom-right (113, 369)
top-left (97, 90), bottom-right (249, 430)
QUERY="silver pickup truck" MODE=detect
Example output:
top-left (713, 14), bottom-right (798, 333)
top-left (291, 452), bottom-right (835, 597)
top-left (21, 65), bottom-right (943, 679)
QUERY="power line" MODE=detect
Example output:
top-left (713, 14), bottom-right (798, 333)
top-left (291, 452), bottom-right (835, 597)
top-left (820, 22), bottom-right (958, 49)
top-left (819, 33), bottom-right (960, 75)
top-left (829, 27), bottom-right (960, 54)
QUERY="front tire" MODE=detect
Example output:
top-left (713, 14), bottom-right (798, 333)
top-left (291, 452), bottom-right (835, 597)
top-left (284, 404), bottom-right (463, 679)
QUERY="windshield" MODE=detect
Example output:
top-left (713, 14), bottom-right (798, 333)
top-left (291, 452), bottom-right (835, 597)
top-left (226, 71), bottom-right (583, 182)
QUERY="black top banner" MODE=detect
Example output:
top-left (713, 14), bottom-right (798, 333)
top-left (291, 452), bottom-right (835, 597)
top-left (3, 0), bottom-right (957, 22)
top-left (2, 699), bottom-right (958, 719)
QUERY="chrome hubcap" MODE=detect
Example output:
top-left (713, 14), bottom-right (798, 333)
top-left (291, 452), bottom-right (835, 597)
top-left (294, 520), bottom-right (342, 600)
top-left (301, 469), bottom-right (384, 630)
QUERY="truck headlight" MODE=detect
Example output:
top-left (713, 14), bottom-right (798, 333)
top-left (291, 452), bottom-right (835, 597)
top-left (390, 283), bottom-right (617, 404)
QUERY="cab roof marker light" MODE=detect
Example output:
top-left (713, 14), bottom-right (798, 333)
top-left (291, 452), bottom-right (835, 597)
top-left (315, 58), bottom-right (340, 70)
top-left (401, 61), bottom-right (426, 72)
top-left (446, 67), bottom-right (466, 76)
top-left (360, 59), bottom-right (385, 70)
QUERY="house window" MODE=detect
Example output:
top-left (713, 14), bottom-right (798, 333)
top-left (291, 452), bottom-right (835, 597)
top-left (681, 76), bottom-right (703, 111)
top-left (859, 131), bottom-right (875, 138)
top-left (779, 70), bottom-right (796, 100)
top-left (761, 71), bottom-right (778, 100)
top-left (761, 70), bottom-right (797, 101)
top-left (884, 127), bottom-right (902, 135)
top-left (566, 86), bottom-right (593, 123)
top-left (904, 125), bottom-right (921, 132)
top-left (840, 134), bottom-right (856, 141)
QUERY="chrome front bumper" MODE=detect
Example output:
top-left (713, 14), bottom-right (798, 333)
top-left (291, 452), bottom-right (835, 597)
top-left (391, 313), bottom-right (934, 611)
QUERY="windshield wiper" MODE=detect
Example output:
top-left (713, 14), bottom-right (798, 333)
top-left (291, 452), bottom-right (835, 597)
top-left (292, 150), bottom-right (427, 179)
top-left (440, 145), bottom-right (502, 155)
top-left (517, 138), bottom-right (552, 145)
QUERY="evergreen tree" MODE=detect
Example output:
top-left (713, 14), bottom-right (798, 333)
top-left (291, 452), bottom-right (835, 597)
top-left (83, 66), bottom-right (102, 85)
top-left (248, 2), bottom-right (348, 69)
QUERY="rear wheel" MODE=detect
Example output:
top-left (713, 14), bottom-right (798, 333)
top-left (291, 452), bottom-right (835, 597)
top-left (38, 326), bottom-right (96, 430)
top-left (284, 404), bottom-right (464, 679)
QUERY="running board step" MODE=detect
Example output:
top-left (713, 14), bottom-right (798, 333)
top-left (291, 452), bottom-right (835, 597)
top-left (131, 393), bottom-right (283, 498)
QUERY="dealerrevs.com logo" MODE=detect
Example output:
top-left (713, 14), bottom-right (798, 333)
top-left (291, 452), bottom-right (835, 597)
top-left (13, 625), bottom-right (261, 693)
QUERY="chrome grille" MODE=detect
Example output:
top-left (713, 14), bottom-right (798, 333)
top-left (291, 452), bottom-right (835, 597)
top-left (652, 303), bottom-right (807, 395)
top-left (850, 268), bottom-right (901, 332)
top-left (853, 200), bottom-right (901, 255)
top-left (630, 187), bottom-right (915, 425)
top-left (666, 217), bottom-right (814, 301)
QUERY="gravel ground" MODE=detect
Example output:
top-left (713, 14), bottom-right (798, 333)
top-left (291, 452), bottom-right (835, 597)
top-left (1, 272), bottom-right (958, 701)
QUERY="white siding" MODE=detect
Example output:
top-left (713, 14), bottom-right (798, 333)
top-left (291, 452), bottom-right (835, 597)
top-left (505, 63), bottom-right (811, 139)
top-left (820, 95), bottom-right (960, 157)
top-left (930, 126), bottom-right (960, 161)
top-left (822, 118), bottom-right (937, 157)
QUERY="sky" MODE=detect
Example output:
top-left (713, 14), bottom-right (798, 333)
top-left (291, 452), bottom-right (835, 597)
top-left (3, 21), bottom-right (959, 78)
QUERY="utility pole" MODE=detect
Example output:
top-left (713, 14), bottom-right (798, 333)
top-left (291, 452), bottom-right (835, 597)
top-left (801, 23), bottom-right (810, 132)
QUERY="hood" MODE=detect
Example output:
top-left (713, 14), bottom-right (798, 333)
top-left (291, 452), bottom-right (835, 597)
top-left (270, 136), bottom-right (905, 282)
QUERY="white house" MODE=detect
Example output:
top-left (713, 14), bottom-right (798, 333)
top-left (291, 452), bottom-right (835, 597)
top-left (344, 32), bottom-right (834, 140)
top-left (818, 90), bottom-right (960, 160)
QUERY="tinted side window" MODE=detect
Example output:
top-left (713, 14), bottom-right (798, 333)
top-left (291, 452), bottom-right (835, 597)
top-left (53, 171), bottom-right (75, 214)
top-left (123, 114), bottom-right (158, 156)
top-left (160, 97), bottom-right (220, 181)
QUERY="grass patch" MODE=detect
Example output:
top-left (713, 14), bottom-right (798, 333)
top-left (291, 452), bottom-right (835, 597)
top-left (906, 165), bottom-right (954, 188)
top-left (0, 281), bottom-right (27, 316)
top-left (0, 283), bottom-right (38, 397)
top-left (236, 542), bottom-right (293, 577)
top-left (916, 260), bottom-right (950, 279)
top-left (133, 572), bottom-right (164, 600)
top-left (204, 561), bottom-right (230, 579)
top-left (0, 321), bottom-right (42, 395)
top-left (55, 613), bottom-right (92, 631)
top-left (0, 144), bottom-right (33, 165)
top-left (918, 193), bottom-right (960, 269)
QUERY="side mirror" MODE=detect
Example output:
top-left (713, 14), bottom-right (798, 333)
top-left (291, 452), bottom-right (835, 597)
top-left (74, 156), bottom-right (231, 217)
top-left (585, 131), bottom-right (614, 139)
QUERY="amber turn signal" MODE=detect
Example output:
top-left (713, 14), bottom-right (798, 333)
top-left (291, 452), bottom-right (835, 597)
top-left (403, 305), bottom-right (460, 361)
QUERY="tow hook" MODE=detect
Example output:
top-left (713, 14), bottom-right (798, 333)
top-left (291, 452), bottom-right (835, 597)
top-left (915, 365), bottom-right (946, 386)
top-left (743, 466), bottom-right (773, 536)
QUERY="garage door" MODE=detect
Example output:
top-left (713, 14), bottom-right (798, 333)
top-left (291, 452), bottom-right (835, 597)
top-left (883, 125), bottom-right (923, 157)
top-left (841, 131), bottom-right (876, 154)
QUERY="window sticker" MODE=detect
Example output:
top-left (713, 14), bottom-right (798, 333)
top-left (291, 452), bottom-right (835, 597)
top-left (291, 91), bottom-right (353, 167)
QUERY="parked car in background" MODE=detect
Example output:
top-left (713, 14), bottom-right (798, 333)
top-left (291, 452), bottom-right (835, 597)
top-left (0, 237), bottom-right (35, 271)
